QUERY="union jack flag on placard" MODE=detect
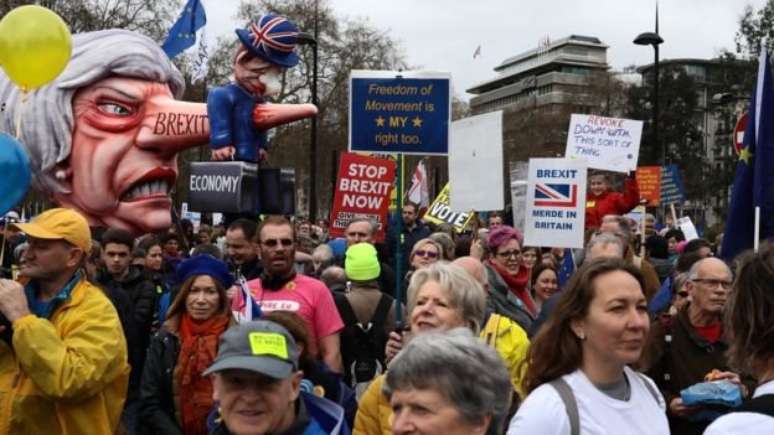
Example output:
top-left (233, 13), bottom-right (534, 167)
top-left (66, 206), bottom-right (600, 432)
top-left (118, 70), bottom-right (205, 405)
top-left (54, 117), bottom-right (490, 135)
top-left (534, 183), bottom-right (578, 208)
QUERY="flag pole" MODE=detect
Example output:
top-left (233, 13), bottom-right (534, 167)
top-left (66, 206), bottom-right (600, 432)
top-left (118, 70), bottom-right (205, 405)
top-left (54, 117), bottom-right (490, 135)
top-left (640, 210), bottom-right (646, 257)
top-left (395, 153), bottom-right (404, 325)
top-left (669, 203), bottom-right (677, 228)
top-left (754, 206), bottom-right (761, 253)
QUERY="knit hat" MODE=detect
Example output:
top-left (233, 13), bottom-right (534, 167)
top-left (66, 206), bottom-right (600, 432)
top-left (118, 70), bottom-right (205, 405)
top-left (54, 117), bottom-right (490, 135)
top-left (345, 243), bottom-right (381, 281)
top-left (176, 254), bottom-right (235, 289)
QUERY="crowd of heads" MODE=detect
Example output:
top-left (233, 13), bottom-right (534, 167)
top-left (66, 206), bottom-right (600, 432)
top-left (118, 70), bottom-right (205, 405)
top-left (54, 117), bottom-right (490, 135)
top-left (2, 199), bottom-right (773, 435)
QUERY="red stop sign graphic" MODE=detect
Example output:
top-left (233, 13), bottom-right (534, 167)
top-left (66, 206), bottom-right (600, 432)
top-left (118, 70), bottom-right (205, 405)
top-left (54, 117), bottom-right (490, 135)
top-left (734, 112), bottom-right (749, 155)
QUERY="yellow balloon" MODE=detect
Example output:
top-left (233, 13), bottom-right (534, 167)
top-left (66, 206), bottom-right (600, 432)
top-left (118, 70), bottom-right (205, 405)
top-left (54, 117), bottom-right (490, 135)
top-left (0, 5), bottom-right (72, 91)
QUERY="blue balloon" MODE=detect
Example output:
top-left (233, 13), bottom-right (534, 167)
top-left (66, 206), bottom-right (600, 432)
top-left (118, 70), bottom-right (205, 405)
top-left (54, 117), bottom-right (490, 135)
top-left (0, 133), bottom-right (31, 215)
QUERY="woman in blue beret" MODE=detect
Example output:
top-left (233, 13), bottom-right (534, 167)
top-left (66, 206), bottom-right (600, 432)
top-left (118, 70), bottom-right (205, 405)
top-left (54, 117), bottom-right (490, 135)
top-left (139, 255), bottom-right (236, 435)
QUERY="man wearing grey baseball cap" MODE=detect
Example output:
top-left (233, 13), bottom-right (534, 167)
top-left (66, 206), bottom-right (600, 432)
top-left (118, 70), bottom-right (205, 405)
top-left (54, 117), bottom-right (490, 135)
top-left (206, 320), bottom-right (346, 434)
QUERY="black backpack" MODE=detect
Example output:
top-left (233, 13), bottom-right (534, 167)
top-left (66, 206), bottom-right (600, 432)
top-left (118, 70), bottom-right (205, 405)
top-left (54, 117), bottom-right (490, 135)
top-left (732, 394), bottom-right (774, 417)
top-left (337, 293), bottom-right (393, 399)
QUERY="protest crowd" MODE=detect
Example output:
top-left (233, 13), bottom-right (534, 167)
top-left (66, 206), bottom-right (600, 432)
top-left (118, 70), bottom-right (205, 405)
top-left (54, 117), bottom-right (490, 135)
top-left (2, 196), bottom-right (773, 435)
top-left (1, 3), bottom-right (774, 435)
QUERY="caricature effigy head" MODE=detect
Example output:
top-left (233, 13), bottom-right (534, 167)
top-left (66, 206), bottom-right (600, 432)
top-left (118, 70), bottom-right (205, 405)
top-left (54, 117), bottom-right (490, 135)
top-left (233, 14), bottom-right (300, 97)
top-left (0, 30), bottom-right (210, 235)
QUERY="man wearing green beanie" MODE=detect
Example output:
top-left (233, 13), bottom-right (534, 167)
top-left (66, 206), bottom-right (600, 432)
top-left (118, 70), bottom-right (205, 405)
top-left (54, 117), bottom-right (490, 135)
top-left (336, 243), bottom-right (400, 396)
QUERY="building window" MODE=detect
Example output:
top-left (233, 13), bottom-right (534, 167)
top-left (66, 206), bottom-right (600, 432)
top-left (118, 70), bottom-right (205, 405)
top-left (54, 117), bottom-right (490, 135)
top-left (562, 66), bottom-right (591, 75)
top-left (683, 64), bottom-right (706, 81)
top-left (538, 85), bottom-right (553, 95)
top-left (565, 46), bottom-right (589, 56)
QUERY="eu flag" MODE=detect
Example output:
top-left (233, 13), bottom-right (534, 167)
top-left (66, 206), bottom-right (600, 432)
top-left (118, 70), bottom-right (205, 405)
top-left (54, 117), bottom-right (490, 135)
top-left (721, 48), bottom-right (774, 261)
top-left (162, 0), bottom-right (206, 59)
top-left (557, 248), bottom-right (575, 288)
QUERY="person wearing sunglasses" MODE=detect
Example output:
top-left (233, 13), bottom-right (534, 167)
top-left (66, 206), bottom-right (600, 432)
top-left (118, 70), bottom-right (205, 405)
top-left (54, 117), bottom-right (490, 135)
top-left (641, 257), bottom-right (752, 435)
top-left (401, 239), bottom-right (443, 303)
top-left (409, 239), bottom-right (442, 271)
top-left (232, 215), bottom-right (345, 374)
top-left (484, 226), bottom-right (536, 333)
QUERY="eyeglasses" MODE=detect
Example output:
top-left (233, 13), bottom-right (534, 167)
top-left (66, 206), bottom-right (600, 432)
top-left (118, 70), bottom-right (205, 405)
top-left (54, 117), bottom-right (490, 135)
top-left (691, 278), bottom-right (732, 290)
top-left (496, 250), bottom-right (522, 259)
top-left (262, 238), bottom-right (294, 248)
top-left (414, 250), bottom-right (438, 259)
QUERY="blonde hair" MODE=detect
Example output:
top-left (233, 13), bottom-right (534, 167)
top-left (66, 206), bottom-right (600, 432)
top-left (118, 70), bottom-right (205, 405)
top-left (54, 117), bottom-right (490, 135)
top-left (407, 262), bottom-right (486, 334)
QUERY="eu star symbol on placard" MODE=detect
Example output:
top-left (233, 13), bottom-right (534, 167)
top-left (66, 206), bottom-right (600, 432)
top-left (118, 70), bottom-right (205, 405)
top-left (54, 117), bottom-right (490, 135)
top-left (412, 116), bottom-right (423, 127)
top-left (375, 116), bottom-right (385, 127)
top-left (739, 146), bottom-right (753, 164)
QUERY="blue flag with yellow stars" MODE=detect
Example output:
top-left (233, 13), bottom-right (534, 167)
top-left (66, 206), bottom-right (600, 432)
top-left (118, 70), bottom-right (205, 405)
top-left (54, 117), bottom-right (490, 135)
top-left (721, 47), bottom-right (774, 261)
top-left (557, 248), bottom-right (575, 288)
top-left (162, 0), bottom-right (206, 59)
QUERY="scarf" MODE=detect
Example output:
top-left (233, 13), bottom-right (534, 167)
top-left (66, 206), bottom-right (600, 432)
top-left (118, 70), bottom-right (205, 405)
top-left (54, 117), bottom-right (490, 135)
top-left (488, 260), bottom-right (536, 316)
top-left (176, 312), bottom-right (230, 435)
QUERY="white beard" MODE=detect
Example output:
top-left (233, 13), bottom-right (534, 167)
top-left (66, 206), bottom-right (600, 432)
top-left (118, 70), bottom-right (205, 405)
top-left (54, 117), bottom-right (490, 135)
top-left (260, 70), bottom-right (282, 97)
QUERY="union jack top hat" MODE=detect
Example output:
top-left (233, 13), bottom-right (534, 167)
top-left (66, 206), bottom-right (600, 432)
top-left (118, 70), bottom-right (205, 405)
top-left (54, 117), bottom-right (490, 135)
top-left (236, 14), bottom-right (300, 68)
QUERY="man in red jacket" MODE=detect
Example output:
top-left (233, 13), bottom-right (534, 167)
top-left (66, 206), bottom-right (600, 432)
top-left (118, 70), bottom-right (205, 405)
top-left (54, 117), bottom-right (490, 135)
top-left (585, 171), bottom-right (641, 230)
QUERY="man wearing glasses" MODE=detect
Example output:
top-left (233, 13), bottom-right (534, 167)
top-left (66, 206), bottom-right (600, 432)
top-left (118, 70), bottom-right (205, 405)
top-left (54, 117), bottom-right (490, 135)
top-left (235, 215), bottom-right (344, 372)
top-left (642, 257), bottom-right (751, 435)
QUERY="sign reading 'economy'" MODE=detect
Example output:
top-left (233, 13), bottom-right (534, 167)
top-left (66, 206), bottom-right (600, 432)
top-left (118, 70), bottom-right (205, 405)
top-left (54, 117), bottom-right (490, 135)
top-left (349, 70), bottom-right (451, 155)
top-left (524, 158), bottom-right (587, 249)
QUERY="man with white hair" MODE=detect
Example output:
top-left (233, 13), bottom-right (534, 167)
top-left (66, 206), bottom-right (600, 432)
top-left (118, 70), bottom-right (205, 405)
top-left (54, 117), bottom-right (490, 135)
top-left (586, 232), bottom-right (626, 260)
top-left (642, 257), bottom-right (752, 435)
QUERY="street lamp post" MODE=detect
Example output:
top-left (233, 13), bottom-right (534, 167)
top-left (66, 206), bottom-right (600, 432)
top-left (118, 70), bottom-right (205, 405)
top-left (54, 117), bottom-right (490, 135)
top-left (297, 25), bottom-right (319, 221)
top-left (634, 31), bottom-right (664, 164)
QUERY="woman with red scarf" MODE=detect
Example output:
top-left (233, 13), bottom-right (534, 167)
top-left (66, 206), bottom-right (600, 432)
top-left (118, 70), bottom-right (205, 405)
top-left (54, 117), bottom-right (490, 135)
top-left (139, 255), bottom-right (235, 435)
top-left (484, 225), bottom-right (537, 333)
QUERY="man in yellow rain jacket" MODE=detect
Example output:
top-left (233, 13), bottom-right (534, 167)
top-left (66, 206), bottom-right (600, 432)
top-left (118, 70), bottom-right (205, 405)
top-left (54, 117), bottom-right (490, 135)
top-left (0, 208), bottom-right (129, 434)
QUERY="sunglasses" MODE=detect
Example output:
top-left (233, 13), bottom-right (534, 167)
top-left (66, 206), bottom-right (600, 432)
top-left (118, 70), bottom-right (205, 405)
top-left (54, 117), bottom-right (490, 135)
top-left (677, 291), bottom-right (689, 298)
top-left (691, 278), bottom-right (732, 290)
top-left (262, 238), bottom-right (294, 248)
top-left (414, 250), bottom-right (438, 259)
top-left (497, 250), bottom-right (522, 259)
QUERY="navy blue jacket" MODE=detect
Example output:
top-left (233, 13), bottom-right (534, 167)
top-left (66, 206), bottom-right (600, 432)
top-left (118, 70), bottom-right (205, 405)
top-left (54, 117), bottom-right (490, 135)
top-left (207, 83), bottom-right (268, 162)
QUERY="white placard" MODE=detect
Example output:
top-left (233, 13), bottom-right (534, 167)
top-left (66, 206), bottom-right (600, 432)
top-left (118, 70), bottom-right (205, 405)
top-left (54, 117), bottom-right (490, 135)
top-left (524, 158), bottom-right (587, 249)
top-left (449, 111), bottom-right (504, 211)
top-left (677, 216), bottom-right (699, 241)
top-left (564, 114), bottom-right (642, 173)
top-left (180, 201), bottom-right (201, 230)
top-left (510, 161), bottom-right (529, 233)
top-left (625, 205), bottom-right (647, 225)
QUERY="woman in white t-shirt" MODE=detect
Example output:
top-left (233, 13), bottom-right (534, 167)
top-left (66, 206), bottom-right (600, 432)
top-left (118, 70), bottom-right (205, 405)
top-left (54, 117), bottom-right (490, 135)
top-left (704, 246), bottom-right (774, 434)
top-left (507, 257), bottom-right (669, 435)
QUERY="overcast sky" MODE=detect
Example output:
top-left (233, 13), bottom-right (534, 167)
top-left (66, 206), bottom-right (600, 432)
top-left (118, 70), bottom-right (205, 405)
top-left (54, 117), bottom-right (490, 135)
top-left (203, 0), bottom-right (767, 99)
